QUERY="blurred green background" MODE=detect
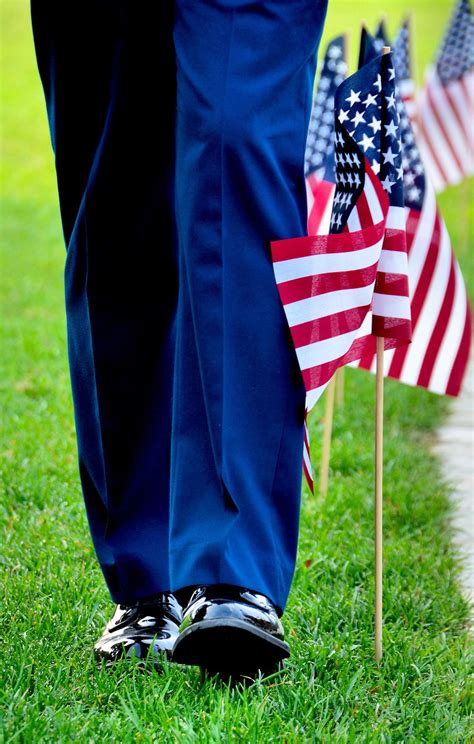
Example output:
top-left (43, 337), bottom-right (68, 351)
top-left (1, 1), bottom-right (472, 742)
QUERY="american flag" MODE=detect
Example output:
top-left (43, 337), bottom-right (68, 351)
top-left (374, 19), bottom-right (389, 51)
top-left (272, 53), bottom-right (411, 493)
top-left (393, 18), bottom-right (417, 126)
top-left (351, 55), bottom-right (472, 396)
top-left (305, 36), bottom-right (347, 235)
top-left (417, 0), bottom-right (474, 191)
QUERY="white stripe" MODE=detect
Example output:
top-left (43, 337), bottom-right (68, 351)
top-left (386, 206), bottom-right (406, 231)
top-left (297, 324), bottom-right (368, 370)
top-left (420, 86), bottom-right (463, 184)
top-left (400, 218), bottom-right (451, 383)
top-left (417, 134), bottom-right (446, 192)
top-left (303, 435), bottom-right (313, 473)
top-left (285, 281), bottom-right (376, 327)
top-left (305, 178), bottom-right (314, 219)
top-left (446, 79), bottom-right (474, 154)
top-left (380, 347), bottom-right (396, 374)
top-left (317, 186), bottom-right (335, 235)
top-left (364, 174), bottom-right (384, 224)
top-left (428, 79), bottom-right (471, 168)
top-left (378, 248), bottom-right (409, 274)
top-left (273, 238), bottom-right (383, 284)
top-left (306, 379), bottom-right (331, 412)
top-left (406, 183), bottom-right (437, 295)
top-left (428, 258), bottom-right (467, 394)
top-left (347, 204), bottom-right (362, 231)
top-left (350, 308), bottom-right (373, 340)
top-left (372, 293), bottom-right (411, 320)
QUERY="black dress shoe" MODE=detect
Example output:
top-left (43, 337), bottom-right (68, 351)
top-left (171, 584), bottom-right (290, 678)
top-left (93, 591), bottom-right (183, 669)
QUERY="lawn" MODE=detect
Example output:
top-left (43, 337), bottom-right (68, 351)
top-left (1, 1), bottom-right (473, 741)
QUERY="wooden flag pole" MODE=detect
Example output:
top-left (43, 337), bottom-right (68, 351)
top-left (374, 44), bottom-right (391, 665)
top-left (319, 375), bottom-right (336, 498)
top-left (335, 367), bottom-right (345, 408)
top-left (374, 335), bottom-right (384, 663)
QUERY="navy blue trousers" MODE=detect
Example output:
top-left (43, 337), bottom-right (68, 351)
top-left (30, 0), bottom-right (328, 615)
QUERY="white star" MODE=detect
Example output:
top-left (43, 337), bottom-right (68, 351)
top-left (397, 165), bottom-right (404, 180)
top-left (408, 186), bottom-right (421, 201)
top-left (382, 175), bottom-right (395, 193)
top-left (339, 171), bottom-right (347, 185)
top-left (345, 153), bottom-right (353, 165)
top-left (373, 74), bottom-right (382, 92)
top-left (363, 92), bottom-right (378, 108)
top-left (351, 109), bottom-right (366, 127)
top-left (351, 153), bottom-right (359, 166)
top-left (353, 172), bottom-right (361, 187)
top-left (335, 212), bottom-right (342, 228)
top-left (338, 108), bottom-right (349, 124)
top-left (358, 133), bottom-right (375, 152)
top-left (345, 89), bottom-right (361, 106)
top-left (384, 119), bottom-right (398, 138)
top-left (414, 162), bottom-right (424, 175)
top-left (372, 160), bottom-right (381, 175)
top-left (385, 92), bottom-right (396, 109)
top-left (347, 172), bottom-right (354, 186)
top-left (328, 45), bottom-right (342, 59)
top-left (404, 171), bottom-right (415, 186)
top-left (368, 116), bottom-right (381, 133)
top-left (388, 67), bottom-right (395, 80)
top-left (383, 146), bottom-right (398, 166)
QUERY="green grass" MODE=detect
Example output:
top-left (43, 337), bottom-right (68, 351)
top-left (1, 1), bottom-right (473, 741)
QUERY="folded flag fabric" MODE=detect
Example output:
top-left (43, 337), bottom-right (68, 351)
top-left (305, 35), bottom-right (347, 235)
top-left (417, 0), bottom-right (474, 191)
top-left (271, 52), bottom-right (412, 493)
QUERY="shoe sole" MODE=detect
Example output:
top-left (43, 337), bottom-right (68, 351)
top-left (171, 618), bottom-right (290, 677)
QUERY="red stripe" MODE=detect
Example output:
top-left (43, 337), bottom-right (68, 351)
top-left (374, 272), bottom-right (410, 297)
top-left (382, 230), bottom-right (407, 251)
top-left (355, 190), bottom-right (374, 229)
top-left (444, 84), bottom-right (473, 152)
top-left (426, 83), bottom-right (465, 175)
top-left (387, 211), bottom-right (441, 378)
top-left (372, 314), bottom-right (412, 340)
top-left (416, 257), bottom-right (456, 388)
top-left (445, 299), bottom-right (472, 396)
top-left (419, 102), bottom-right (450, 185)
top-left (277, 262), bottom-right (378, 305)
top-left (291, 305), bottom-right (370, 347)
top-left (307, 177), bottom-right (334, 235)
top-left (270, 222), bottom-right (384, 262)
top-left (302, 333), bottom-right (406, 391)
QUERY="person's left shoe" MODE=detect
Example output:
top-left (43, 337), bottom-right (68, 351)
top-left (93, 591), bottom-right (183, 669)
top-left (170, 584), bottom-right (290, 679)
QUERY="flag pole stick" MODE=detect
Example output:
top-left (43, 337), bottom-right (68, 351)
top-left (374, 335), bottom-right (384, 663)
top-left (335, 367), bottom-right (345, 408)
top-left (374, 44), bottom-right (391, 665)
top-left (319, 375), bottom-right (336, 498)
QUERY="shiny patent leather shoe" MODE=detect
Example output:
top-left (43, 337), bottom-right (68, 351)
top-left (93, 591), bottom-right (183, 669)
top-left (171, 584), bottom-right (290, 679)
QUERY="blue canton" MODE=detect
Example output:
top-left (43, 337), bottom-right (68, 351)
top-left (330, 53), bottom-right (405, 233)
top-left (436, 0), bottom-right (474, 82)
top-left (305, 36), bottom-right (347, 179)
top-left (393, 19), bottom-right (412, 83)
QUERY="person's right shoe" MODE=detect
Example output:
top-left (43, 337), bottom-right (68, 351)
top-left (170, 584), bottom-right (290, 679)
top-left (93, 591), bottom-right (183, 669)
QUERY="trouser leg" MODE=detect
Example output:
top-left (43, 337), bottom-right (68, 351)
top-left (170, 0), bottom-right (328, 615)
top-left (30, 1), bottom-right (179, 602)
